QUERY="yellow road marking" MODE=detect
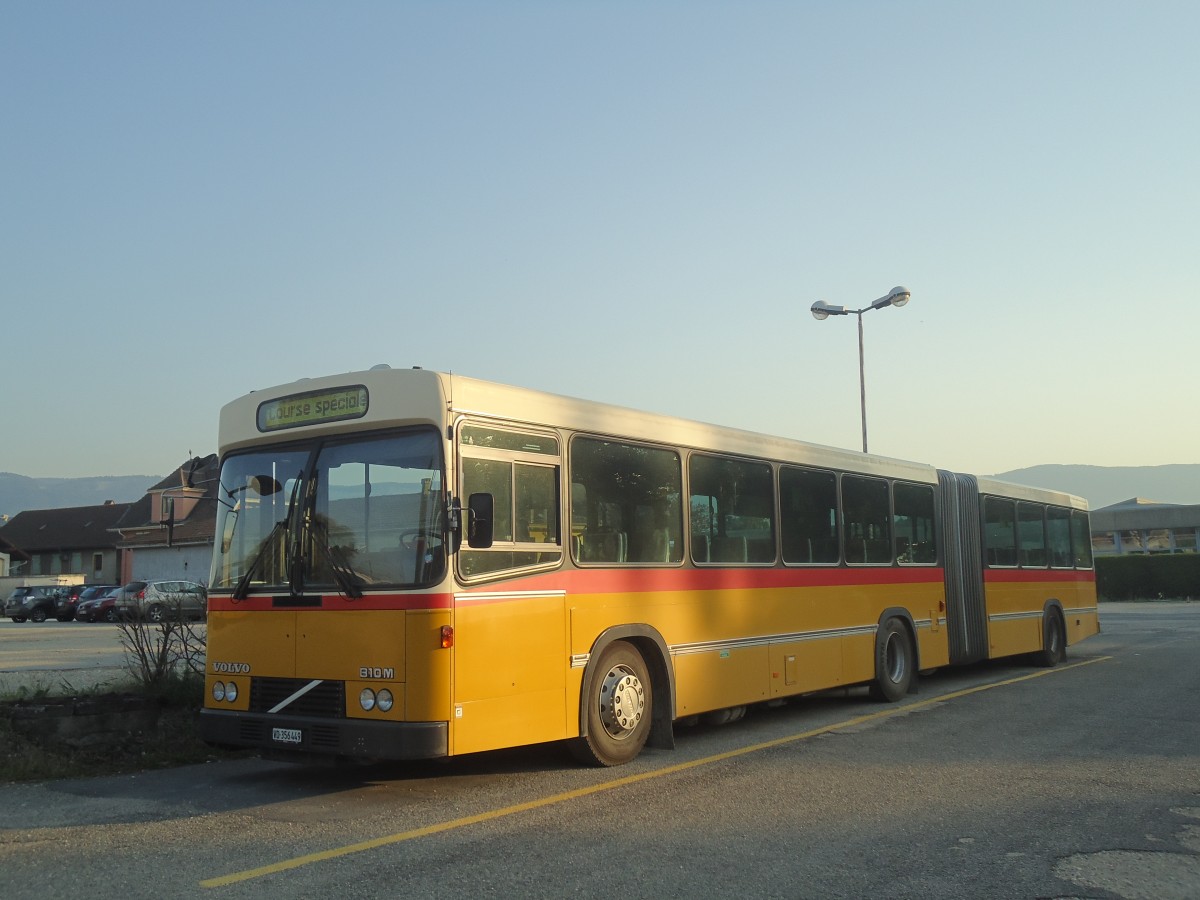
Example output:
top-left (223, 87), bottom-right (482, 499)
top-left (201, 656), bottom-right (1111, 888)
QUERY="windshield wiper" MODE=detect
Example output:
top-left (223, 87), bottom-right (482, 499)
top-left (232, 472), bottom-right (302, 601)
top-left (309, 520), bottom-right (365, 599)
top-left (292, 472), bottom-right (363, 599)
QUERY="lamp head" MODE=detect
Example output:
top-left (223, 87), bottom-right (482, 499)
top-left (870, 285), bottom-right (911, 310)
top-left (811, 300), bottom-right (847, 321)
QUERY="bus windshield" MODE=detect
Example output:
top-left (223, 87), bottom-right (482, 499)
top-left (211, 428), bottom-right (446, 593)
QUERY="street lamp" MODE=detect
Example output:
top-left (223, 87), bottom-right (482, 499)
top-left (810, 286), bottom-right (911, 454)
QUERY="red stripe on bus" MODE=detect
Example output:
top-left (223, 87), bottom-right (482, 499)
top-left (207, 593), bottom-right (454, 612)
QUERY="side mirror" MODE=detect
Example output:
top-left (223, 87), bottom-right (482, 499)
top-left (467, 493), bottom-right (494, 549)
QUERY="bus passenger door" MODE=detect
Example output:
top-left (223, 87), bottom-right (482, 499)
top-left (451, 423), bottom-right (568, 755)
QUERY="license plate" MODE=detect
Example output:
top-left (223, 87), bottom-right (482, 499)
top-left (271, 727), bottom-right (303, 744)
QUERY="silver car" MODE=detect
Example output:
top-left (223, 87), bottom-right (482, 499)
top-left (115, 580), bottom-right (208, 622)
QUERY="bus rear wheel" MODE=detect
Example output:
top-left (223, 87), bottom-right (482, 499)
top-left (1033, 612), bottom-right (1066, 667)
top-left (869, 618), bottom-right (914, 702)
top-left (570, 640), bottom-right (653, 767)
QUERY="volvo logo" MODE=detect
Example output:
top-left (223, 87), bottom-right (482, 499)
top-left (212, 661), bottom-right (251, 674)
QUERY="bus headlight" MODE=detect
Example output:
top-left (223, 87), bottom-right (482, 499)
top-left (359, 688), bottom-right (376, 711)
top-left (376, 689), bottom-right (394, 712)
top-left (212, 682), bottom-right (226, 702)
top-left (225, 681), bottom-right (238, 702)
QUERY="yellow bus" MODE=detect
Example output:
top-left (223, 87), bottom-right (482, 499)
top-left (200, 366), bottom-right (1100, 766)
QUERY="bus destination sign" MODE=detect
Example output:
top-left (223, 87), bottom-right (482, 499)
top-left (257, 385), bottom-right (369, 432)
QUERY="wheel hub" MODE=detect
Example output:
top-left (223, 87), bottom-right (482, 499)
top-left (599, 664), bottom-right (645, 738)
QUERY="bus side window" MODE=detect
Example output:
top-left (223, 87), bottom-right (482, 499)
top-left (780, 466), bottom-right (839, 565)
top-left (842, 474), bottom-right (891, 565)
top-left (1047, 507), bottom-right (1072, 568)
top-left (689, 454), bottom-right (775, 566)
top-left (984, 497), bottom-right (1018, 567)
top-left (893, 482), bottom-right (936, 565)
top-left (570, 437), bottom-right (682, 567)
top-left (1017, 502), bottom-right (1047, 567)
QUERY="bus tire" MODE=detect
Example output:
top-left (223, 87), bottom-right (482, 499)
top-left (869, 618), bottom-right (914, 702)
top-left (570, 640), bottom-right (653, 767)
top-left (1033, 612), bottom-right (1066, 668)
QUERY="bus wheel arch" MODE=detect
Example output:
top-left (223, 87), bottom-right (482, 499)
top-left (869, 609), bottom-right (919, 702)
top-left (1033, 601), bottom-right (1067, 667)
top-left (570, 625), bottom-right (675, 766)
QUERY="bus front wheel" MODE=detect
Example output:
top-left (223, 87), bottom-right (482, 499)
top-left (570, 640), bottom-right (653, 767)
top-left (870, 618), bottom-right (914, 702)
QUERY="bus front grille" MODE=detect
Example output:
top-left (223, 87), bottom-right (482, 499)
top-left (249, 678), bottom-right (345, 717)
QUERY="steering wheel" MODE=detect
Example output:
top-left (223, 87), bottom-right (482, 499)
top-left (399, 531), bottom-right (443, 552)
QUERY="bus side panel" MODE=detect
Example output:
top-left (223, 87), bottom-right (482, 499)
top-left (769, 638), bottom-right (843, 698)
top-left (982, 572), bottom-right (1101, 660)
top-left (672, 646), bottom-right (771, 715)
top-left (452, 594), bottom-right (568, 755)
top-left (567, 580), bottom-right (949, 717)
top-left (1063, 577), bottom-right (1101, 645)
top-left (838, 581), bottom-right (951, 682)
top-left (982, 575), bottom-right (1044, 659)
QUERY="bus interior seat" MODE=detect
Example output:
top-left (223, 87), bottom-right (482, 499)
top-left (630, 527), bottom-right (672, 563)
top-left (711, 536), bottom-right (748, 563)
top-left (746, 537), bottom-right (775, 563)
top-left (582, 531), bottom-right (627, 563)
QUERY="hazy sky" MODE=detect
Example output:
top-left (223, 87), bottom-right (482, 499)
top-left (3, 2), bottom-right (1197, 480)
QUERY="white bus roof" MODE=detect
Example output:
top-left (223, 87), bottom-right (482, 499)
top-left (974, 476), bottom-right (1089, 511)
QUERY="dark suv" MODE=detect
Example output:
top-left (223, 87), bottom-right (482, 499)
top-left (5, 586), bottom-right (64, 623)
top-left (54, 584), bottom-right (99, 622)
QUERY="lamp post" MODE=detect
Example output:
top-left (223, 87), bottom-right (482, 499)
top-left (810, 285), bottom-right (911, 454)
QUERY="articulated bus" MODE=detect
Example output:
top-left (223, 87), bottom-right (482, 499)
top-left (200, 366), bottom-right (1100, 766)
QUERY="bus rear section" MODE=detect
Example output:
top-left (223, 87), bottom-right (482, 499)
top-left (940, 471), bottom-right (1100, 667)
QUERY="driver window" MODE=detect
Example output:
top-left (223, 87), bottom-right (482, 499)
top-left (458, 423), bottom-right (562, 579)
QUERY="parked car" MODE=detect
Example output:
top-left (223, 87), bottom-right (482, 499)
top-left (76, 587), bottom-right (122, 623)
top-left (52, 584), bottom-right (93, 622)
top-left (66, 585), bottom-right (119, 622)
top-left (4, 585), bottom-right (65, 623)
top-left (114, 580), bottom-right (208, 622)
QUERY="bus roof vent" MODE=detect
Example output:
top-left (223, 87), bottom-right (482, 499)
top-left (369, 363), bottom-right (391, 371)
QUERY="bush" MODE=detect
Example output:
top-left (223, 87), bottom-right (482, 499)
top-left (1096, 554), bottom-right (1200, 601)
top-left (116, 603), bottom-right (206, 696)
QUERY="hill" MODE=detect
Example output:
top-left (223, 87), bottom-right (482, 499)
top-left (989, 464), bottom-right (1200, 510)
top-left (0, 472), bottom-right (160, 520)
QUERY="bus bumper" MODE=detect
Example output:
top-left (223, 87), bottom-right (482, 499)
top-left (199, 708), bottom-right (448, 761)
